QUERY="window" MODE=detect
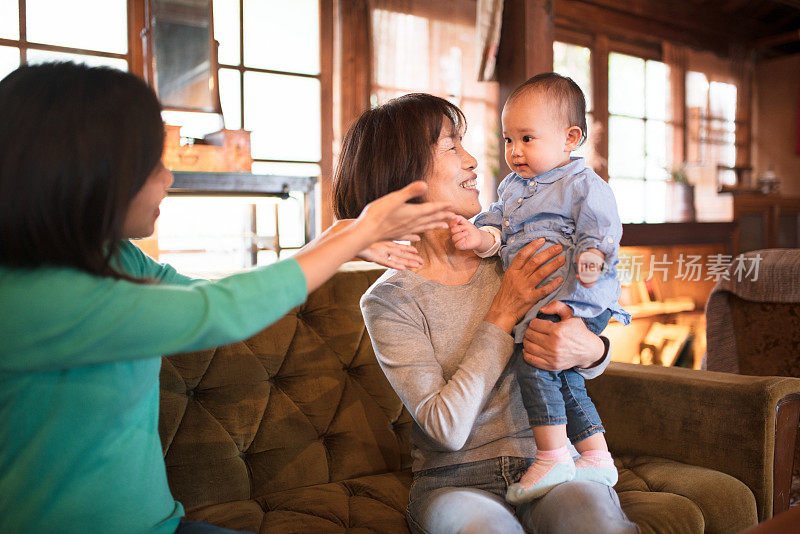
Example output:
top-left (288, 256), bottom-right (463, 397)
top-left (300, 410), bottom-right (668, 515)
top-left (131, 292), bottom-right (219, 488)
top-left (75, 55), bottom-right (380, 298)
top-left (686, 71), bottom-right (737, 180)
top-left (157, 0), bottom-right (321, 276)
top-left (553, 41), bottom-right (593, 164)
top-left (215, 0), bottom-right (321, 177)
top-left (370, 5), bottom-right (499, 209)
top-left (607, 52), bottom-right (671, 223)
top-left (0, 0), bottom-right (128, 80)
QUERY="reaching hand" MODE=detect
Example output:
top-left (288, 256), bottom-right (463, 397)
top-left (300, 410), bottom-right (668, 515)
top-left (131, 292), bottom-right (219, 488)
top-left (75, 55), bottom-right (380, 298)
top-left (359, 240), bottom-right (423, 270)
top-left (354, 181), bottom-right (454, 242)
top-left (449, 215), bottom-right (484, 250)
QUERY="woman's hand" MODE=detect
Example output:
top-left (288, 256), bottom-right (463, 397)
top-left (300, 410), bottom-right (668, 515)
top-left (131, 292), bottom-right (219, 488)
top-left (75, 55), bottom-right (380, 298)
top-left (358, 240), bottom-right (423, 270)
top-left (484, 238), bottom-right (565, 333)
top-left (294, 181), bottom-right (452, 294)
top-left (352, 181), bottom-right (454, 243)
top-left (522, 301), bottom-right (605, 371)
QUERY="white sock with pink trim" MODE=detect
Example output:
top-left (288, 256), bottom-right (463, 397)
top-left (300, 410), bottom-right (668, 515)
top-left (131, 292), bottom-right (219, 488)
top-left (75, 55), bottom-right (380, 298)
top-left (505, 445), bottom-right (575, 504)
top-left (574, 449), bottom-right (618, 486)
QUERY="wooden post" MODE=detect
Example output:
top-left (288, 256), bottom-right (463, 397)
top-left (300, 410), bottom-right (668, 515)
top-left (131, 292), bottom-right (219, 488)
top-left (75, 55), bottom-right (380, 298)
top-left (332, 0), bottom-right (372, 229)
top-left (592, 34), bottom-right (609, 181)
top-left (319, 0), bottom-right (335, 232)
top-left (495, 0), bottom-right (554, 180)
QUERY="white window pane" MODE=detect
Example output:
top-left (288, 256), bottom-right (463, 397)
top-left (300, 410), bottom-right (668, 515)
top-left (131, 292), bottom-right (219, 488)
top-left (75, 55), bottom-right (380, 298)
top-left (0, 0), bottom-right (19, 39)
top-left (372, 10), bottom-right (429, 93)
top-left (709, 81), bottom-right (737, 121)
top-left (644, 180), bottom-right (667, 223)
top-left (251, 161), bottom-right (320, 177)
top-left (161, 110), bottom-right (224, 139)
top-left (572, 113), bottom-right (594, 165)
top-left (645, 60), bottom-right (669, 120)
top-left (27, 0), bottom-right (127, 54)
top-left (158, 195), bottom-right (305, 276)
top-left (554, 41), bottom-right (592, 111)
top-left (645, 157), bottom-right (669, 181)
top-left (609, 178), bottom-right (645, 223)
top-left (243, 0), bottom-right (319, 74)
top-left (26, 49), bottom-right (128, 71)
top-left (214, 0), bottom-right (240, 65)
top-left (719, 142), bottom-right (736, 167)
top-left (645, 119), bottom-right (667, 175)
top-left (0, 45), bottom-right (20, 81)
top-left (244, 72), bottom-right (320, 161)
top-left (219, 67), bottom-right (241, 130)
top-left (609, 53), bottom-right (644, 118)
top-left (609, 116), bottom-right (644, 179)
top-left (686, 71), bottom-right (708, 114)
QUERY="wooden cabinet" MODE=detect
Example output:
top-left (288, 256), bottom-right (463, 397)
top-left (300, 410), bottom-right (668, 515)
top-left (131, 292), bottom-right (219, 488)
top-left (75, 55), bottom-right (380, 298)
top-left (734, 195), bottom-right (800, 253)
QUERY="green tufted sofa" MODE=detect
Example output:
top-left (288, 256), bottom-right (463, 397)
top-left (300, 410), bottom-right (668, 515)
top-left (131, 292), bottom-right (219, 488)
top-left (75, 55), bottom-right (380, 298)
top-left (159, 264), bottom-right (800, 533)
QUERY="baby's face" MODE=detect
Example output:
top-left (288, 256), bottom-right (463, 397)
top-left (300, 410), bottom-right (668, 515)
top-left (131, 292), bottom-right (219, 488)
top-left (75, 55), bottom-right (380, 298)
top-left (501, 93), bottom-right (578, 179)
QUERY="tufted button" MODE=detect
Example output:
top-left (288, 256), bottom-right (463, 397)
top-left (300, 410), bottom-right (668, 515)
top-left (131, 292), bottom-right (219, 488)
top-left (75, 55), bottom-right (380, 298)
top-left (186, 388), bottom-right (196, 399)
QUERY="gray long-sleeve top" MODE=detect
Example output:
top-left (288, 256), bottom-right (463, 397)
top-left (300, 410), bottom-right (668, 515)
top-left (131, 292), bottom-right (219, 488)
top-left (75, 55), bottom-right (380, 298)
top-left (360, 257), bottom-right (610, 472)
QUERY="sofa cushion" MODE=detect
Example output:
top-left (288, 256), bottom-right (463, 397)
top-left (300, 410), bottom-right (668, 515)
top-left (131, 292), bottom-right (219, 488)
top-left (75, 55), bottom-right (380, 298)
top-left (616, 456), bottom-right (757, 534)
top-left (159, 266), bottom-right (409, 510)
top-left (177, 458), bottom-right (755, 533)
top-left (185, 471), bottom-right (411, 533)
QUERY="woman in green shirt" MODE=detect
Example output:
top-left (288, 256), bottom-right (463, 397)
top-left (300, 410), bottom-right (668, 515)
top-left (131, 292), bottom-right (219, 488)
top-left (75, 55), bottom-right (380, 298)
top-left (0, 62), bottom-right (452, 534)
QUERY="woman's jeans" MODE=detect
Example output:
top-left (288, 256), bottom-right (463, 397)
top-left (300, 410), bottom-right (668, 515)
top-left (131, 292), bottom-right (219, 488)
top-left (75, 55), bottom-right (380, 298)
top-left (516, 311), bottom-right (611, 443)
top-left (407, 456), bottom-right (637, 534)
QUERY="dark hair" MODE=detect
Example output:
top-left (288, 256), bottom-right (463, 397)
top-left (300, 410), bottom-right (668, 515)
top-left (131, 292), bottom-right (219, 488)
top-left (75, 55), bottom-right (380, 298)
top-left (332, 93), bottom-right (465, 219)
top-left (0, 62), bottom-right (164, 279)
top-left (507, 72), bottom-right (587, 146)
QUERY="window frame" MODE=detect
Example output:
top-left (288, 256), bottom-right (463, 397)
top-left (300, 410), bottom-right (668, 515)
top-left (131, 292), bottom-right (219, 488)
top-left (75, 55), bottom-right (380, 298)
top-left (0, 0), bottom-right (133, 68)
top-left (215, 0), bottom-right (324, 171)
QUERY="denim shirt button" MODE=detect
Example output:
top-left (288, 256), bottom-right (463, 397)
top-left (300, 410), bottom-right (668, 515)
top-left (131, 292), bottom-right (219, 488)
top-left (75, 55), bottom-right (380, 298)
top-left (504, 220), bottom-right (510, 227)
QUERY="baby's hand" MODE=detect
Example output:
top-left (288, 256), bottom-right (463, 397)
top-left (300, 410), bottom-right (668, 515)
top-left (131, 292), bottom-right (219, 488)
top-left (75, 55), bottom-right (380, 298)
top-left (450, 216), bottom-right (485, 251)
top-left (577, 249), bottom-right (605, 287)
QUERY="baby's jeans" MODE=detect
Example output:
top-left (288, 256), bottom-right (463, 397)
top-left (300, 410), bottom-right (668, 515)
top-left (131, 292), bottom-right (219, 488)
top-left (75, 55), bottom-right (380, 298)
top-left (516, 310), bottom-right (611, 443)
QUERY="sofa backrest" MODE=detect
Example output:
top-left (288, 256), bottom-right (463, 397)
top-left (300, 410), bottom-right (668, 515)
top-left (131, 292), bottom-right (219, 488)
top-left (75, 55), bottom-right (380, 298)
top-left (158, 264), bottom-right (412, 510)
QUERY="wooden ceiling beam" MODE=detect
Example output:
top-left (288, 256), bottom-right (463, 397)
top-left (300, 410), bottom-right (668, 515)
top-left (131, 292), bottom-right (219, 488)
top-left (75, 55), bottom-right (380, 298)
top-left (556, 0), bottom-right (770, 46)
top-left (755, 28), bottom-right (800, 49)
top-left (772, 0), bottom-right (800, 10)
top-left (555, 1), bottom-right (736, 55)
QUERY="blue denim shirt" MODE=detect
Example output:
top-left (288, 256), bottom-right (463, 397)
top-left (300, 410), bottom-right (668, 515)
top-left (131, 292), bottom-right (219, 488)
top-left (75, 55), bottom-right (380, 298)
top-left (475, 157), bottom-right (631, 342)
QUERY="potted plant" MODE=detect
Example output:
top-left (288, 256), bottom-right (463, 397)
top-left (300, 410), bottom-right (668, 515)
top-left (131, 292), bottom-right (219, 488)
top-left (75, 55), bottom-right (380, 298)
top-left (665, 166), bottom-right (696, 222)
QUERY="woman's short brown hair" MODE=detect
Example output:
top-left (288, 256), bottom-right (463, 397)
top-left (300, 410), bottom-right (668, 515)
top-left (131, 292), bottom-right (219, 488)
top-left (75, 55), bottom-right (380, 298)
top-left (333, 93), bottom-right (465, 219)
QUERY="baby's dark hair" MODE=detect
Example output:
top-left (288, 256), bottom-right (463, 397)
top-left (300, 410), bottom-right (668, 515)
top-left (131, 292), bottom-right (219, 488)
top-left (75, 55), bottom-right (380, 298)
top-left (507, 72), bottom-right (587, 147)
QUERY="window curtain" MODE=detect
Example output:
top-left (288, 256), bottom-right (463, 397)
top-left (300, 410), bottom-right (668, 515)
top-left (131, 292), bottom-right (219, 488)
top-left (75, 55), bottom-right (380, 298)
top-left (476, 0), bottom-right (503, 82)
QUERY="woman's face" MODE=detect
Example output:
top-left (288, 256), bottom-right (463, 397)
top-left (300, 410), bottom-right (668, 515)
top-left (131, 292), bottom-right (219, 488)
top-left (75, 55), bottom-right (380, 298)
top-left (122, 161), bottom-right (173, 239)
top-left (424, 121), bottom-right (480, 219)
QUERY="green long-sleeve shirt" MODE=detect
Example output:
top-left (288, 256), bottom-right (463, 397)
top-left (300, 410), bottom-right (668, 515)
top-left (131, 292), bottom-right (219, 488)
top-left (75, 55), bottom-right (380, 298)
top-left (0, 241), bottom-right (307, 533)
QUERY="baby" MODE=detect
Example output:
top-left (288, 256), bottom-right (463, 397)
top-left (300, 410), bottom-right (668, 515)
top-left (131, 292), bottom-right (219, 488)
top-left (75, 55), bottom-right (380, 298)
top-left (450, 73), bottom-right (630, 504)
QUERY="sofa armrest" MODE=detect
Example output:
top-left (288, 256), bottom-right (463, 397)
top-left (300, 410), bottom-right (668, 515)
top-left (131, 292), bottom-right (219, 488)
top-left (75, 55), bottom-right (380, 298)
top-left (587, 362), bottom-right (800, 521)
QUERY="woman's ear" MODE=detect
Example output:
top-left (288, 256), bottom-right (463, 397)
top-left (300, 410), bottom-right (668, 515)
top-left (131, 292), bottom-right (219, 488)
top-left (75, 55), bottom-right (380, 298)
top-left (564, 126), bottom-right (583, 152)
